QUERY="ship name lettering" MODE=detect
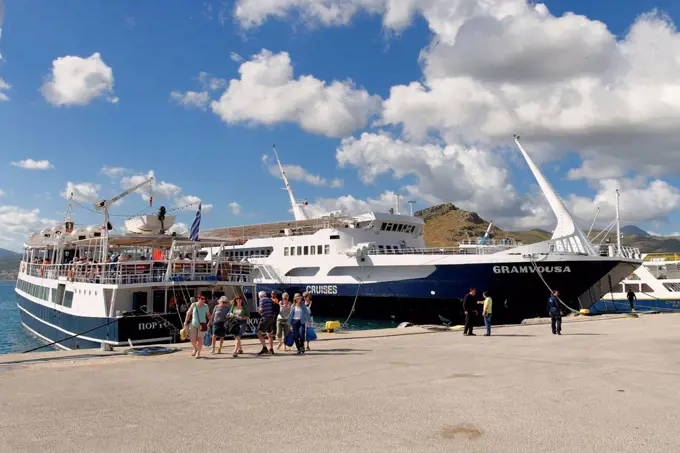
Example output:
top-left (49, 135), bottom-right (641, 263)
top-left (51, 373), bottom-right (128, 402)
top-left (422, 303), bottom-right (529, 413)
top-left (305, 285), bottom-right (338, 295)
top-left (493, 265), bottom-right (571, 274)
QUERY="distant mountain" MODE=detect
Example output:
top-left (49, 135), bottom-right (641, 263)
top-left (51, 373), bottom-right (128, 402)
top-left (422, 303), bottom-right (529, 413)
top-left (0, 249), bottom-right (21, 259)
top-left (620, 225), bottom-right (650, 237)
top-left (417, 203), bottom-right (680, 253)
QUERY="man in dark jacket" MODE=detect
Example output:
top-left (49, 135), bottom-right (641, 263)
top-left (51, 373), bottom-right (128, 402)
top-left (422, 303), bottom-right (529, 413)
top-left (463, 288), bottom-right (478, 336)
top-left (548, 290), bottom-right (562, 335)
top-left (626, 289), bottom-right (636, 312)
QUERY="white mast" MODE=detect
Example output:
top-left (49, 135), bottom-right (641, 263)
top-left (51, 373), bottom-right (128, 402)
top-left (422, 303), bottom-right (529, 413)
top-left (272, 144), bottom-right (309, 221)
top-left (395, 194), bottom-right (401, 215)
top-left (408, 200), bottom-right (415, 217)
top-left (513, 135), bottom-right (596, 256)
top-left (587, 205), bottom-right (600, 239)
top-left (94, 176), bottom-right (154, 261)
top-left (615, 189), bottom-right (621, 254)
top-left (479, 222), bottom-right (493, 245)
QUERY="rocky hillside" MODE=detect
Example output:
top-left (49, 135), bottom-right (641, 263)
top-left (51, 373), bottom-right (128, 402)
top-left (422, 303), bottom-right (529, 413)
top-left (416, 203), bottom-right (680, 253)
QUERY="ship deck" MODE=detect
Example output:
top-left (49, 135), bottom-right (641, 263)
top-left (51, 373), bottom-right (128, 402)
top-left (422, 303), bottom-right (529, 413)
top-left (2, 312), bottom-right (679, 452)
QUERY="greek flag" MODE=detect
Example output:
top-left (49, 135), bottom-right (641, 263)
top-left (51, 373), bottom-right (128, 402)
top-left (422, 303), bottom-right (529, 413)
top-left (189, 203), bottom-right (201, 241)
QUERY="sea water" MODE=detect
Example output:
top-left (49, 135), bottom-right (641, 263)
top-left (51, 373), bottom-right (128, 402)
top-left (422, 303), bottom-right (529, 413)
top-left (0, 280), bottom-right (397, 354)
top-left (0, 281), bottom-right (44, 354)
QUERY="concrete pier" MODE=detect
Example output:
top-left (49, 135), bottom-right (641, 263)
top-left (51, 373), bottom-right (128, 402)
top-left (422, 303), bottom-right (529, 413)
top-left (1, 313), bottom-right (680, 452)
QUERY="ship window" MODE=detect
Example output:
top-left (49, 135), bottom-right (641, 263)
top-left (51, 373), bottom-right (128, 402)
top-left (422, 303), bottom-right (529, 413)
top-left (297, 246), bottom-right (302, 255)
top-left (284, 247), bottom-right (289, 256)
top-left (397, 224), bottom-right (403, 232)
top-left (378, 245), bottom-right (385, 252)
top-left (290, 247), bottom-right (296, 256)
top-left (63, 290), bottom-right (74, 308)
top-left (324, 245), bottom-right (330, 255)
top-left (380, 223), bottom-right (386, 231)
top-left (330, 235), bottom-right (340, 240)
top-left (386, 224), bottom-right (393, 231)
top-left (317, 245), bottom-right (323, 255)
top-left (641, 284), bottom-right (653, 293)
top-left (310, 246), bottom-right (316, 255)
top-left (663, 282), bottom-right (680, 291)
top-left (304, 246), bottom-right (309, 255)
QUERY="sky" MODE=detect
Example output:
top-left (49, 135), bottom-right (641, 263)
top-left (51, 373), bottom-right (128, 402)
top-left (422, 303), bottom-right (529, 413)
top-left (2, 0), bottom-right (680, 251)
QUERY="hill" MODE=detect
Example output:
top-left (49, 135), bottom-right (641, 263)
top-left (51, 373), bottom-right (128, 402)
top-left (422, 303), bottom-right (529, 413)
top-left (416, 203), bottom-right (680, 253)
top-left (0, 249), bottom-right (21, 259)
top-left (620, 225), bottom-right (649, 237)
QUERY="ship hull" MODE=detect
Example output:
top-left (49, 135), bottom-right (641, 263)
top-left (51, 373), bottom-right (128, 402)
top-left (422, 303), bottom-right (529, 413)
top-left (589, 298), bottom-right (680, 314)
top-left (252, 259), bottom-right (635, 325)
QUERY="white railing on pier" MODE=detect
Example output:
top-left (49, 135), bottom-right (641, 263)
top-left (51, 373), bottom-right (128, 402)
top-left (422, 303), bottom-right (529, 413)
top-left (19, 260), bottom-right (253, 285)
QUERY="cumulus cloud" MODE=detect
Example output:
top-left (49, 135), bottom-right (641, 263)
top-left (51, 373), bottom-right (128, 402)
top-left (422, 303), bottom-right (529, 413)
top-left (41, 52), bottom-right (116, 106)
top-left (210, 49), bottom-right (381, 137)
top-left (175, 195), bottom-right (213, 213)
top-left (0, 78), bottom-right (10, 101)
top-left (121, 171), bottom-right (181, 201)
top-left (229, 201), bottom-right (241, 215)
top-left (265, 158), bottom-right (343, 187)
top-left (100, 166), bottom-right (128, 178)
top-left (305, 191), bottom-right (401, 218)
top-left (11, 159), bottom-right (54, 170)
top-left (197, 71), bottom-right (227, 90)
top-left (0, 205), bottom-right (60, 249)
top-left (63, 182), bottom-right (101, 204)
top-left (168, 222), bottom-right (189, 235)
top-left (170, 90), bottom-right (210, 110)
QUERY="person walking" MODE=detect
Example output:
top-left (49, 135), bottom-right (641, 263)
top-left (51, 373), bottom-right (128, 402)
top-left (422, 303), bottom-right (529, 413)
top-left (184, 295), bottom-right (212, 358)
top-left (256, 290), bottom-right (276, 355)
top-left (229, 295), bottom-right (249, 357)
top-left (626, 289), bottom-right (637, 312)
top-left (480, 291), bottom-right (492, 336)
top-left (276, 292), bottom-right (292, 351)
top-left (548, 290), bottom-right (562, 335)
top-left (463, 288), bottom-right (478, 336)
top-left (288, 293), bottom-right (311, 354)
top-left (303, 291), bottom-right (314, 350)
top-left (210, 296), bottom-right (230, 354)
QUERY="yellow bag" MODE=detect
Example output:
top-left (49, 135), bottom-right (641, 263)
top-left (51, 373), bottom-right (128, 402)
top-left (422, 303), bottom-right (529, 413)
top-left (179, 327), bottom-right (188, 341)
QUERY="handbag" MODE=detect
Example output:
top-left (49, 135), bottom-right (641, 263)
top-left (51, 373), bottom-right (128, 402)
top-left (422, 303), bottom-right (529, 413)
top-left (203, 327), bottom-right (212, 346)
top-left (306, 326), bottom-right (317, 341)
top-left (284, 329), bottom-right (295, 347)
top-left (225, 317), bottom-right (240, 336)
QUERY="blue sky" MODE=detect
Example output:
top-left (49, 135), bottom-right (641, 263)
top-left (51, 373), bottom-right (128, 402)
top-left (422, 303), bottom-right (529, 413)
top-left (2, 0), bottom-right (680, 251)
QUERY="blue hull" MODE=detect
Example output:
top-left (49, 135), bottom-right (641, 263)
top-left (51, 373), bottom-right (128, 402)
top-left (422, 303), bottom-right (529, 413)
top-left (250, 260), bottom-right (631, 325)
top-left (590, 298), bottom-right (680, 314)
top-left (16, 293), bottom-right (182, 350)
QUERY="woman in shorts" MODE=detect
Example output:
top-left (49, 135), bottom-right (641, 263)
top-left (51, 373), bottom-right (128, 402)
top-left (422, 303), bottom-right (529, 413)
top-left (184, 295), bottom-right (211, 359)
top-left (229, 295), bottom-right (249, 357)
top-left (210, 296), bottom-right (230, 354)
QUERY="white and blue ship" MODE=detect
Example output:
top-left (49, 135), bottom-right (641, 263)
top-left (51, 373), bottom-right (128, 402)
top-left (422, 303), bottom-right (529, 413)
top-left (204, 138), bottom-right (643, 325)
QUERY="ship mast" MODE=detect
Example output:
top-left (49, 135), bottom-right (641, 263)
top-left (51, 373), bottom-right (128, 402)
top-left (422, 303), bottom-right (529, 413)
top-left (513, 135), bottom-right (596, 256)
top-left (615, 189), bottom-right (622, 255)
top-left (272, 144), bottom-right (309, 221)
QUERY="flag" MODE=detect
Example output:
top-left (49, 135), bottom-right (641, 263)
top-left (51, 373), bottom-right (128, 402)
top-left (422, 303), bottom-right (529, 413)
top-left (189, 203), bottom-right (201, 241)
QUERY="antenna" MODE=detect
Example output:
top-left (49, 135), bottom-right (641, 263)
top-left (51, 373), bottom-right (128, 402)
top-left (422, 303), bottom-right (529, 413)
top-left (513, 134), bottom-right (596, 256)
top-left (408, 200), bottom-right (416, 217)
top-left (64, 190), bottom-right (74, 233)
top-left (272, 144), bottom-right (309, 221)
top-left (615, 189), bottom-right (622, 254)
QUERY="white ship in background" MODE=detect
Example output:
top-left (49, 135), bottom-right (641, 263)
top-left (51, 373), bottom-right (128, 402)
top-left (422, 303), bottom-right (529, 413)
top-left (203, 138), bottom-right (642, 324)
top-left (593, 253), bottom-right (680, 313)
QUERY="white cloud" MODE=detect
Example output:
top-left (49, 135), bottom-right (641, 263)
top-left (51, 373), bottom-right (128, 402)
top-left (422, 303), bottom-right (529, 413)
top-left (175, 195), bottom-right (213, 213)
top-left (170, 90), bottom-right (210, 110)
top-left (266, 160), bottom-right (342, 187)
top-left (567, 178), bottom-right (680, 225)
top-left (100, 166), bottom-right (128, 178)
top-left (0, 78), bottom-right (10, 101)
top-left (305, 191), bottom-right (400, 218)
top-left (0, 189), bottom-right (4, 197)
top-left (229, 201), bottom-right (242, 215)
top-left (168, 222), bottom-right (189, 235)
top-left (210, 49), bottom-right (381, 137)
top-left (63, 182), bottom-right (101, 204)
top-left (10, 159), bottom-right (54, 170)
top-left (41, 52), bottom-right (116, 106)
top-left (0, 205), bottom-right (60, 249)
top-left (336, 132), bottom-right (520, 218)
top-left (330, 178), bottom-right (344, 188)
top-left (197, 72), bottom-right (227, 91)
top-left (121, 171), bottom-right (181, 201)
top-left (230, 52), bottom-right (245, 63)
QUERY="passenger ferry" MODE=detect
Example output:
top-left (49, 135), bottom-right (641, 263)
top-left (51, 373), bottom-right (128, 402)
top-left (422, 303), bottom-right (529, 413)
top-left (591, 253), bottom-right (680, 313)
top-left (203, 137), bottom-right (643, 325)
top-left (15, 177), bottom-right (257, 350)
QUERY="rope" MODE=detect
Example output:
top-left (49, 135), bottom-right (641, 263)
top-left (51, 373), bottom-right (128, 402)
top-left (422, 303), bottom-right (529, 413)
top-left (71, 199), bottom-right (200, 219)
top-left (21, 317), bottom-right (122, 353)
top-left (341, 259), bottom-right (366, 328)
top-left (527, 256), bottom-right (579, 314)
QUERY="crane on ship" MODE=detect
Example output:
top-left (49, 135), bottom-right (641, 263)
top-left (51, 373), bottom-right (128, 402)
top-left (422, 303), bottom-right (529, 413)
top-left (93, 176), bottom-right (155, 260)
top-left (272, 144), bottom-right (310, 221)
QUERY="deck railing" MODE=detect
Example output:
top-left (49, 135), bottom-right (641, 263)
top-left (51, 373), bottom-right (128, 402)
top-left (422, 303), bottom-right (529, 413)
top-left (19, 260), bottom-right (253, 285)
